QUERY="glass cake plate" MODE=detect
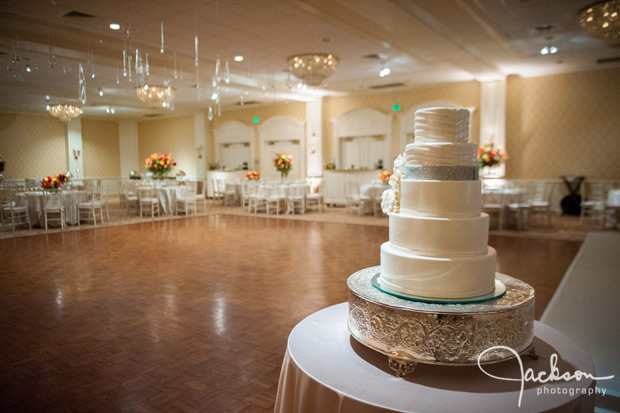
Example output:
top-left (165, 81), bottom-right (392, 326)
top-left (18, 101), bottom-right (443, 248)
top-left (371, 273), bottom-right (506, 304)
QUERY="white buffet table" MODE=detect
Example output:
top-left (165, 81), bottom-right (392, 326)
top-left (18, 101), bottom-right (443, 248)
top-left (205, 170), bottom-right (246, 198)
top-left (324, 170), bottom-right (383, 206)
top-left (276, 303), bottom-right (596, 413)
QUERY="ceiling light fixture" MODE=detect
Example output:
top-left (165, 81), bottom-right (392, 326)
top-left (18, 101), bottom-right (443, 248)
top-left (136, 84), bottom-right (175, 109)
top-left (287, 53), bottom-right (338, 86)
top-left (379, 67), bottom-right (391, 77)
top-left (578, 1), bottom-right (620, 46)
top-left (48, 104), bottom-right (82, 121)
top-left (109, 23), bottom-right (120, 30)
top-left (540, 46), bottom-right (558, 55)
top-left (234, 55), bottom-right (244, 62)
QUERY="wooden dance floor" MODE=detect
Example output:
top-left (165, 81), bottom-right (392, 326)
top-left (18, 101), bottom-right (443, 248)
top-left (0, 215), bottom-right (581, 411)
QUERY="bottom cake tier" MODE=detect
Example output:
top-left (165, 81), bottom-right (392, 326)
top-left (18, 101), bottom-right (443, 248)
top-left (347, 267), bottom-right (536, 376)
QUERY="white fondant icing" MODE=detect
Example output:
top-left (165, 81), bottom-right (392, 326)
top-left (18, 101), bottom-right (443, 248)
top-left (413, 108), bottom-right (469, 144)
top-left (380, 243), bottom-right (497, 299)
top-left (389, 213), bottom-right (489, 256)
top-left (405, 142), bottom-right (477, 167)
top-left (400, 180), bottom-right (481, 217)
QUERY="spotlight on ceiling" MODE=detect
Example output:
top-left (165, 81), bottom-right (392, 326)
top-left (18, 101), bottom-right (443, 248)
top-left (109, 23), bottom-right (120, 30)
top-left (234, 55), bottom-right (244, 62)
top-left (379, 67), bottom-right (391, 77)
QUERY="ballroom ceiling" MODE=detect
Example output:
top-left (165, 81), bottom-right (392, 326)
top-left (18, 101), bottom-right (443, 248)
top-left (0, 0), bottom-right (618, 118)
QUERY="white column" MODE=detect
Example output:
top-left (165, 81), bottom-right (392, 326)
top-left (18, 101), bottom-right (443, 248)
top-left (480, 79), bottom-right (506, 177)
top-left (306, 100), bottom-right (323, 177)
top-left (194, 113), bottom-right (206, 179)
top-left (118, 120), bottom-right (139, 178)
top-left (67, 119), bottom-right (83, 177)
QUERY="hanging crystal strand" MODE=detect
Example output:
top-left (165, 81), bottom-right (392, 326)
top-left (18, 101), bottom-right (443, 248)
top-left (116, 63), bottom-right (120, 84)
top-left (224, 59), bottom-right (230, 84)
top-left (135, 48), bottom-right (139, 74)
top-left (123, 49), bottom-right (127, 77)
top-left (215, 56), bottom-right (221, 84)
top-left (194, 35), bottom-right (199, 89)
top-left (128, 55), bottom-right (132, 82)
top-left (208, 105), bottom-right (213, 121)
top-left (15, 35), bottom-right (22, 61)
top-left (78, 63), bottom-right (87, 104)
top-left (90, 48), bottom-right (95, 78)
top-left (173, 51), bottom-right (178, 79)
top-left (240, 94), bottom-right (244, 106)
top-left (145, 52), bottom-right (149, 77)
top-left (49, 33), bottom-right (56, 69)
top-left (160, 22), bottom-right (164, 53)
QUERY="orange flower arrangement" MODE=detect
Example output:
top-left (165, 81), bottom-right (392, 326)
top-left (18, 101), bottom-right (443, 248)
top-left (273, 151), bottom-right (293, 178)
top-left (380, 170), bottom-right (393, 183)
top-left (477, 143), bottom-right (507, 169)
top-left (246, 171), bottom-right (260, 180)
top-left (145, 152), bottom-right (176, 177)
top-left (56, 173), bottom-right (69, 184)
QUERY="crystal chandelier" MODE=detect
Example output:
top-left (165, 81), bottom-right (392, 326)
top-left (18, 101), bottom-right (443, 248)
top-left (136, 84), bottom-right (175, 108)
top-left (287, 53), bottom-right (338, 86)
top-left (48, 104), bottom-right (82, 121)
top-left (578, 0), bottom-right (620, 47)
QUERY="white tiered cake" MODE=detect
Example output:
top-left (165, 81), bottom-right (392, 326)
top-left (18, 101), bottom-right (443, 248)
top-left (379, 107), bottom-right (497, 300)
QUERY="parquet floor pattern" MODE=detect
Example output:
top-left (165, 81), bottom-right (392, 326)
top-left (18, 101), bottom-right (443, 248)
top-left (0, 215), bottom-right (581, 411)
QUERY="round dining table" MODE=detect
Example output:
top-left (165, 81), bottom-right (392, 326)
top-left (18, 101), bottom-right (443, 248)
top-left (275, 303), bottom-right (596, 413)
top-left (17, 190), bottom-right (87, 227)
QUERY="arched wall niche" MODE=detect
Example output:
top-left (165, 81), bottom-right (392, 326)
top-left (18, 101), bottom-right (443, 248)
top-left (213, 120), bottom-right (254, 170)
top-left (258, 115), bottom-right (305, 179)
top-left (330, 108), bottom-right (392, 170)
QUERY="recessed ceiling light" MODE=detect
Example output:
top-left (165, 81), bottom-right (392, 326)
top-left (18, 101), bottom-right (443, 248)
top-left (109, 23), bottom-right (120, 30)
top-left (234, 55), bottom-right (244, 62)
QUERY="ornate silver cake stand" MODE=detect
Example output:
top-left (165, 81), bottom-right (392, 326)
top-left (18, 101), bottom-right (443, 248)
top-left (347, 267), bottom-right (536, 377)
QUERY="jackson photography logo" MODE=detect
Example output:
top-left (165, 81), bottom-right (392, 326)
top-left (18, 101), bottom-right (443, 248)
top-left (477, 346), bottom-right (615, 408)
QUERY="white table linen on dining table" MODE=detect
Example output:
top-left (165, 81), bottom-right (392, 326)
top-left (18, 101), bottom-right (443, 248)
top-left (360, 183), bottom-right (387, 215)
top-left (17, 190), bottom-right (87, 227)
top-left (153, 186), bottom-right (183, 215)
top-left (275, 303), bottom-right (595, 413)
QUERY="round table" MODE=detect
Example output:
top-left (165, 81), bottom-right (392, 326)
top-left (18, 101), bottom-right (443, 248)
top-left (17, 190), bottom-right (87, 227)
top-left (275, 303), bottom-right (596, 413)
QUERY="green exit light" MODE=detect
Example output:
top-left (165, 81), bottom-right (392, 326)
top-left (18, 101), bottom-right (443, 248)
top-left (393, 104), bottom-right (401, 112)
top-left (253, 116), bottom-right (260, 124)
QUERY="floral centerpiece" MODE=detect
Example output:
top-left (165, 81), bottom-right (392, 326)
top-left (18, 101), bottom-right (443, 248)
top-left (379, 170), bottom-right (393, 184)
top-left (145, 152), bottom-right (176, 178)
top-left (246, 171), bottom-right (260, 180)
top-left (273, 151), bottom-right (293, 179)
top-left (477, 143), bottom-right (507, 170)
top-left (324, 159), bottom-right (336, 170)
top-left (41, 176), bottom-right (62, 191)
top-left (56, 173), bottom-right (69, 184)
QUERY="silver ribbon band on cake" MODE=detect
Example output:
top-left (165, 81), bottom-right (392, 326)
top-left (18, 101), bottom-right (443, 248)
top-left (404, 165), bottom-right (478, 181)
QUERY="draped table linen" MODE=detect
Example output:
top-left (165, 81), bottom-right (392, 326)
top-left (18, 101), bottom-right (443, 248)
top-left (17, 190), bottom-right (87, 227)
top-left (275, 303), bottom-right (595, 413)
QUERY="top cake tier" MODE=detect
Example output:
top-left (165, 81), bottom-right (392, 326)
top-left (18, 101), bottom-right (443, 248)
top-left (414, 108), bottom-right (470, 143)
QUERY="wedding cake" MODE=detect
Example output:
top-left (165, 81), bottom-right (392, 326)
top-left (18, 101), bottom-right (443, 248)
top-left (380, 107), bottom-right (497, 300)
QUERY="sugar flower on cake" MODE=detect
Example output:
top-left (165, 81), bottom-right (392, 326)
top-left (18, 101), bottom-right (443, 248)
top-left (381, 153), bottom-right (405, 215)
top-left (246, 170), bottom-right (259, 180)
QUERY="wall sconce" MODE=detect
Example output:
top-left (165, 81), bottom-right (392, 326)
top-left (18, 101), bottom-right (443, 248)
top-left (73, 148), bottom-right (81, 160)
top-left (194, 145), bottom-right (203, 159)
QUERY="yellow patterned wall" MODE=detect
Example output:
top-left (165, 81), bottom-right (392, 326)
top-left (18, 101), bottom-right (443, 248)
top-left (138, 115), bottom-right (195, 175)
top-left (506, 68), bottom-right (620, 179)
top-left (81, 119), bottom-right (121, 177)
top-left (0, 113), bottom-right (67, 179)
top-left (209, 101), bottom-right (306, 167)
top-left (322, 81), bottom-right (481, 163)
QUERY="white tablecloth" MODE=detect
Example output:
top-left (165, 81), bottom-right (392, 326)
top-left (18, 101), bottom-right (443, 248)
top-left (155, 186), bottom-right (181, 215)
top-left (17, 190), bottom-right (87, 227)
top-left (275, 303), bottom-right (595, 413)
top-left (608, 189), bottom-right (620, 206)
top-left (360, 184), bottom-right (387, 215)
